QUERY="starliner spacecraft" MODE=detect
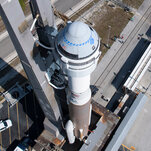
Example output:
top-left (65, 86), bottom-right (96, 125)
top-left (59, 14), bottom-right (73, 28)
top-left (54, 21), bottom-right (101, 143)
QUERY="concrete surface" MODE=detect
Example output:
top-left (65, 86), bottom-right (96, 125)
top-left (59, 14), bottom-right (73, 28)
top-left (123, 64), bottom-right (151, 151)
top-left (91, 0), bottom-right (151, 108)
top-left (123, 97), bottom-right (151, 151)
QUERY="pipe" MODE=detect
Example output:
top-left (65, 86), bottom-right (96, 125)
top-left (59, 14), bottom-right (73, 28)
top-left (30, 14), bottom-right (39, 32)
top-left (30, 14), bottom-right (55, 50)
top-left (89, 104), bottom-right (92, 125)
top-left (35, 39), bottom-right (55, 50)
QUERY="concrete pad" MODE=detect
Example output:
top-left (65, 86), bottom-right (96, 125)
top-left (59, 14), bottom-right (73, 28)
top-left (123, 97), bottom-right (151, 151)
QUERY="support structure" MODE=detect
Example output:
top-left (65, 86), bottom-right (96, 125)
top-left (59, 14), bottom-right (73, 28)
top-left (0, 0), bottom-right (63, 139)
top-left (124, 43), bottom-right (151, 93)
top-left (29, 0), bottom-right (56, 27)
top-left (105, 93), bottom-right (147, 151)
top-left (80, 100), bottom-right (119, 151)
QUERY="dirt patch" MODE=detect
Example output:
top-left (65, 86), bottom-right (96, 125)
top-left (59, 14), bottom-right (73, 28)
top-left (77, 2), bottom-right (133, 58)
top-left (0, 17), bottom-right (5, 34)
top-left (123, 0), bottom-right (144, 9)
top-left (23, 2), bottom-right (31, 16)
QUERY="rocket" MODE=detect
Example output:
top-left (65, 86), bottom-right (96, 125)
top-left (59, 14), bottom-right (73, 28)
top-left (54, 21), bottom-right (101, 143)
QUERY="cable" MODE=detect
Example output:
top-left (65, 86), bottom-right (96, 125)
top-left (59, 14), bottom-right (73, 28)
top-left (35, 39), bottom-right (55, 50)
top-left (30, 14), bottom-right (55, 50)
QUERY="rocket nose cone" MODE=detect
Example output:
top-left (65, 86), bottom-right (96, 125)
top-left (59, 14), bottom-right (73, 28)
top-left (56, 21), bottom-right (100, 59)
top-left (67, 21), bottom-right (90, 38)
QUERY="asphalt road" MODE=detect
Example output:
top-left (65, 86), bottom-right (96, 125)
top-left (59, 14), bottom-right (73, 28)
top-left (0, 0), bottom-right (81, 60)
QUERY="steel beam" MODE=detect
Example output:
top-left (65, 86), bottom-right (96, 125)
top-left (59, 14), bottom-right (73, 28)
top-left (0, 0), bottom-right (63, 138)
top-left (29, 0), bottom-right (56, 28)
top-left (92, 100), bottom-right (119, 123)
top-left (80, 100), bottom-right (119, 151)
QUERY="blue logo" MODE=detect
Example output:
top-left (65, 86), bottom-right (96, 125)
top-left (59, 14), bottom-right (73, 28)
top-left (90, 36), bottom-right (94, 45)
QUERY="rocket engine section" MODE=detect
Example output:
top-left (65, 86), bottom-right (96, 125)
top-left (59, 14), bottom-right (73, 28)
top-left (54, 21), bottom-right (101, 143)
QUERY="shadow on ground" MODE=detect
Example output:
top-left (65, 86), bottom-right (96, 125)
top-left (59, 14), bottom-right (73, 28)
top-left (146, 25), bottom-right (151, 37)
top-left (0, 58), bottom-right (45, 149)
top-left (112, 38), bottom-right (150, 90)
top-left (107, 38), bottom-right (150, 111)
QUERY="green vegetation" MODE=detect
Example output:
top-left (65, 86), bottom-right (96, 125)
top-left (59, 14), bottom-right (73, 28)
top-left (19, 0), bottom-right (26, 11)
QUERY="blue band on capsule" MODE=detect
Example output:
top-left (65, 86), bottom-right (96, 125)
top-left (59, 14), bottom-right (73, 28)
top-left (63, 31), bottom-right (94, 46)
